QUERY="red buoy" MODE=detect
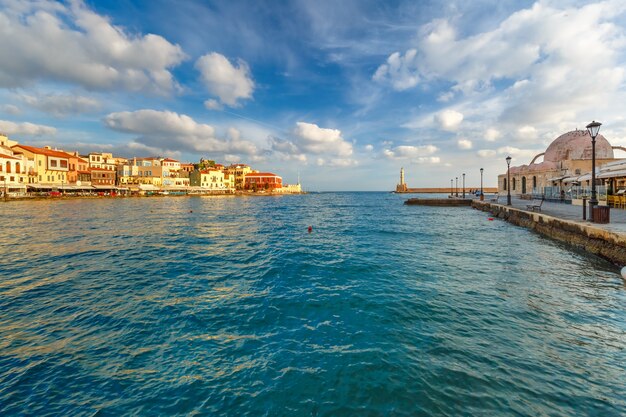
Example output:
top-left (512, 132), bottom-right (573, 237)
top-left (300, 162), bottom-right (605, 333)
top-left (488, 217), bottom-right (494, 221)
top-left (308, 226), bottom-right (313, 233)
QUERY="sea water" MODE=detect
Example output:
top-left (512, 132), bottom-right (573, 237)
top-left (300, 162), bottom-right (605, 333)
top-left (0, 193), bottom-right (624, 416)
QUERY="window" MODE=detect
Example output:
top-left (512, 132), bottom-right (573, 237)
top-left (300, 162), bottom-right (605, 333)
top-left (10, 176), bottom-right (14, 182)
top-left (39, 175), bottom-right (42, 181)
top-left (503, 178), bottom-right (507, 190)
top-left (512, 178), bottom-right (516, 190)
top-left (39, 160), bottom-right (42, 166)
top-left (6, 162), bottom-right (10, 173)
top-left (60, 160), bottom-right (68, 168)
top-left (50, 160), bottom-right (58, 168)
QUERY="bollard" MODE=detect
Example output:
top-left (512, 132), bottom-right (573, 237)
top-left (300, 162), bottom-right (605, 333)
top-left (582, 198), bottom-right (586, 220)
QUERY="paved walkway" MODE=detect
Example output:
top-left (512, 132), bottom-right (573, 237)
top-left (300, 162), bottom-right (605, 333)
top-left (485, 194), bottom-right (626, 235)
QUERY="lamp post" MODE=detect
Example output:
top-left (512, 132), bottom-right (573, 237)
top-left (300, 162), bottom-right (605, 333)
top-left (480, 168), bottom-right (484, 201)
top-left (450, 179), bottom-right (453, 197)
top-left (506, 156), bottom-right (512, 206)
top-left (462, 173), bottom-right (465, 199)
top-left (455, 177), bottom-right (458, 197)
top-left (586, 121), bottom-right (601, 221)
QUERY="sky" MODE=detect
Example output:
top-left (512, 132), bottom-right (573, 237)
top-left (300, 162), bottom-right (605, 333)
top-left (1, 0), bottom-right (626, 190)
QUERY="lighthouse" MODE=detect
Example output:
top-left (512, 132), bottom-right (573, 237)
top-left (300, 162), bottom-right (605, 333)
top-left (396, 167), bottom-right (408, 192)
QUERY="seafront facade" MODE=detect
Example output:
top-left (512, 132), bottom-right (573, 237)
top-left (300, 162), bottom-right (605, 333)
top-left (497, 129), bottom-right (626, 204)
top-left (0, 134), bottom-right (302, 198)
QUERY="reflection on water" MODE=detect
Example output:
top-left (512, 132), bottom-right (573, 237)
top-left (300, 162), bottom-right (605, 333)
top-left (0, 193), bottom-right (625, 416)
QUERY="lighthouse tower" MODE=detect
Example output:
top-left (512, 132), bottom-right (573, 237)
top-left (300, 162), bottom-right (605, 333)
top-left (396, 167), bottom-right (408, 192)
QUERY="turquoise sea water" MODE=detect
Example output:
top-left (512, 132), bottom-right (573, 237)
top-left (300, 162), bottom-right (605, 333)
top-left (0, 192), bottom-right (625, 416)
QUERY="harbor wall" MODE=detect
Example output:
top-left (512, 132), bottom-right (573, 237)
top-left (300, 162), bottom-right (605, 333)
top-left (472, 201), bottom-right (626, 266)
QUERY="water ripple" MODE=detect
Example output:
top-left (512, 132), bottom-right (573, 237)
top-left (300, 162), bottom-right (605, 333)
top-left (0, 193), bottom-right (625, 416)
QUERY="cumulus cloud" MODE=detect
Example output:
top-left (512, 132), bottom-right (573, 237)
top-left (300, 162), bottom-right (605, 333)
top-left (383, 144), bottom-right (438, 160)
top-left (196, 53), bottom-right (254, 107)
top-left (457, 138), bottom-right (472, 150)
top-left (0, 120), bottom-right (56, 136)
top-left (0, 1), bottom-right (186, 94)
top-left (316, 158), bottom-right (358, 167)
top-left (435, 109), bottom-right (463, 131)
top-left (373, 2), bottom-right (626, 129)
top-left (292, 122), bottom-right (353, 156)
top-left (104, 109), bottom-right (258, 156)
top-left (204, 99), bottom-right (223, 111)
top-left (20, 93), bottom-right (101, 117)
top-left (364, 144), bottom-right (374, 151)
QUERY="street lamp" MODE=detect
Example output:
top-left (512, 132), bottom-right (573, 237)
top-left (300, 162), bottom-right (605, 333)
top-left (506, 156), bottom-right (512, 206)
top-left (480, 168), bottom-right (484, 201)
top-left (450, 179), bottom-right (453, 197)
top-left (455, 177), bottom-right (458, 197)
top-left (462, 173), bottom-right (465, 199)
top-left (586, 121), bottom-right (602, 221)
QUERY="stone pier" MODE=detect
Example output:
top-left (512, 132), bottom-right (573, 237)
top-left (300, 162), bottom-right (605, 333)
top-left (472, 200), bottom-right (626, 266)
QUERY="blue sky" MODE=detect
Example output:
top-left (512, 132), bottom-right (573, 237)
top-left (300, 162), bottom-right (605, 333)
top-left (1, 0), bottom-right (626, 190)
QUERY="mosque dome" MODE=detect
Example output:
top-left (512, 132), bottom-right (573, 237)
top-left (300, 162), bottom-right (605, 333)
top-left (543, 130), bottom-right (613, 162)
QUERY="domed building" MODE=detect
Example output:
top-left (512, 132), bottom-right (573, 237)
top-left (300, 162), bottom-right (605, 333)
top-left (497, 129), bottom-right (625, 197)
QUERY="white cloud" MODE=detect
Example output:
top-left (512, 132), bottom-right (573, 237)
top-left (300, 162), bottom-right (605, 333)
top-left (0, 120), bottom-right (56, 136)
top-left (317, 158), bottom-right (358, 167)
top-left (0, 1), bottom-right (186, 94)
top-left (457, 138), bottom-right (472, 150)
top-left (383, 144), bottom-right (438, 159)
top-left (372, 49), bottom-right (419, 90)
top-left (435, 109), bottom-right (463, 131)
top-left (104, 109), bottom-right (258, 156)
top-left (196, 53), bottom-right (254, 107)
top-left (292, 122), bottom-right (353, 156)
top-left (374, 1), bottom-right (626, 130)
top-left (484, 128), bottom-right (500, 142)
top-left (20, 93), bottom-right (101, 117)
top-left (477, 149), bottom-right (497, 158)
top-left (364, 144), bottom-right (374, 151)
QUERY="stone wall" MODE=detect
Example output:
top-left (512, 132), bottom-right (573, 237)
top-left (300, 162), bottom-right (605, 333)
top-left (472, 201), bottom-right (626, 266)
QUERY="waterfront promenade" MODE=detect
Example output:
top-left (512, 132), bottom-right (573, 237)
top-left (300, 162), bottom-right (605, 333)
top-left (474, 195), bottom-right (626, 266)
top-left (490, 195), bottom-right (626, 235)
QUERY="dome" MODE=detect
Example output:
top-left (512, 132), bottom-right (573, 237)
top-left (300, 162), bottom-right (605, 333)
top-left (543, 130), bottom-right (613, 162)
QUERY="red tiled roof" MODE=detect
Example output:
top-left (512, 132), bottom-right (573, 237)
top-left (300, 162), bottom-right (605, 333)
top-left (12, 144), bottom-right (72, 159)
top-left (163, 158), bottom-right (179, 162)
top-left (0, 153), bottom-right (21, 160)
top-left (245, 172), bottom-right (280, 177)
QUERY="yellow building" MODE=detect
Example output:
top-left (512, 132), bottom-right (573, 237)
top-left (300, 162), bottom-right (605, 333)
top-left (12, 144), bottom-right (73, 187)
top-left (225, 164), bottom-right (254, 190)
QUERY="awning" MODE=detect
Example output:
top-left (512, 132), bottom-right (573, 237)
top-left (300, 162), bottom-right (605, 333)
top-left (138, 184), bottom-right (159, 191)
top-left (93, 185), bottom-right (116, 190)
top-left (598, 169), bottom-right (626, 179)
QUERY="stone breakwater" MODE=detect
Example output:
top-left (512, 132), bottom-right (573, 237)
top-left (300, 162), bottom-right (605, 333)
top-left (405, 198), bottom-right (473, 206)
top-left (472, 200), bottom-right (626, 266)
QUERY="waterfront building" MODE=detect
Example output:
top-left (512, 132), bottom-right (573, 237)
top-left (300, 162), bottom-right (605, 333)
top-left (225, 164), bottom-right (254, 190)
top-left (0, 135), bottom-right (30, 195)
top-left (276, 183), bottom-right (302, 193)
top-left (180, 163), bottom-right (195, 174)
top-left (12, 144), bottom-right (74, 189)
top-left (162, 158), bottom-right (181, 172)
top-left (244, 172), bottom-right (282, 191)
top-left (86, 152), bottom-right (117, 171)
top-left (497, 129), bottom-right (624, 197)
top-left (190, 169), bottom-right (229, 190)
top-left (90, 168), bottom-right (116, 189)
